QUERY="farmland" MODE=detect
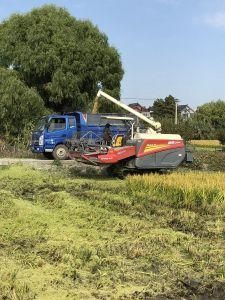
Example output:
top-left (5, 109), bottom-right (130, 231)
top-left (189, 140), bottom-right (220, 147)
top-left (188, 140), bottom-right (222, 151)
top-left (0, 165), bottom-right (225, 299)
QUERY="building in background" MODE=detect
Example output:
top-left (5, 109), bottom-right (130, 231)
top-left (128, 103), bottom-right (153, 118)
top-left (128, 102), bottom-right (195, 119)
top-left (178, 105), bottom-right (195, 119)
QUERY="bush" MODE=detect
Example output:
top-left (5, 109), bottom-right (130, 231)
top-left (0, 68), bottom-right (46, 138)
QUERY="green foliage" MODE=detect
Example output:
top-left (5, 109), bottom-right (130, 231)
top-left (160, 118), bottom-right (191, 141)
top-left (153, 95), bottom-right (176, 119)
top-left (196, 100), bottom-right (225, 128)
top-left (0, 5), bottom-right (124, 113)
top-left (160, 116), bottom-right (215, 141)
top-left (152, 98), bottom-right (165, 118)
top-left (154, 98), bottom-right (225, 141)
top-left (160, 118), bottom-right (193, 140)
top-left (216, 128), bottom-right (225, 145)
top-left (195, 100), bottom-right (225, 142)
top-left (190, 116), bottom-right (216, 140)
top-left (0, 67), bottom-right (45, 138)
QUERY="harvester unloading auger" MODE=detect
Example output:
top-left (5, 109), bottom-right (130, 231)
top-left (69, 90), bottom-right (193, 176)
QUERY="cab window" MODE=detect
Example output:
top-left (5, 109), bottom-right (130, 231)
top-left (69, 117), bottom-right (76, 128)
top-left (48, 118), bottom-right (66, 131)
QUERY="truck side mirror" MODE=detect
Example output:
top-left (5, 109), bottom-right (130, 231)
top-left (46, 123), bottom-right (50, 131)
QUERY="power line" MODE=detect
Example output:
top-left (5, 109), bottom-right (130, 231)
top-left (121, 97), bottom-right (156, 101)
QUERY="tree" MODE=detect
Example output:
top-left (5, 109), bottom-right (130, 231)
top-left (152, 98), bottom-right (165, 118)
top-left (195, 100), bottom-right (225, 129)
top-left (153, 95), bottom-right (176, 119)
top-left (0, 5), bottom-right (124, 112)
top-left (195, 100), bottom-right (225, 141)
top-left (154, 97), bottom-right (223, 141)
top-left (0, 68), bottom-right (45, 138)
top-left (164, 95), bottom-right (176, 117)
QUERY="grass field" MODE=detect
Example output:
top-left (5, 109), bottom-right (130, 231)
top-left (0, 165), bottom-right (225, 299)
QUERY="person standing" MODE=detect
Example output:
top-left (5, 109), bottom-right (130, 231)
top-left (103, 123), bottom-right (112, 145)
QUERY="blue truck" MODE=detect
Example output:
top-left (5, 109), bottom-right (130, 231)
top-left (31, 112), bottom-right (130, 159)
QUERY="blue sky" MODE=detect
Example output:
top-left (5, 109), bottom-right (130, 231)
top-left (1, 0), bottom-right (225, 108)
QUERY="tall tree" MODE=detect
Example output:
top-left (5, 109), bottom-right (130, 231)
top-left (0, 5), bottom-right (124, 112)
top-left (0, 68), bottom-right (45, 137)
top-left (164, 95), bottom-right (176, 117)
top-left (153, 95), bottom-right (176, 118)
top-left (196, 100), bottom-right (225, 129)
top-left (152, 98), bottom-right (165, 118)
top-left (196, 100), bottom-right (225, 143)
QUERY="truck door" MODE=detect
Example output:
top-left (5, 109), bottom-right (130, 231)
top-left (45, 117), bottom-right (68, 150)
top-left (67, 116), bottom-right (77, 139)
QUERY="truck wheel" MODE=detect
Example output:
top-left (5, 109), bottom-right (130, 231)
top-left (52, 145), bottom-right (68, 160)
top-left (43, 152), bottom-right (53, 160)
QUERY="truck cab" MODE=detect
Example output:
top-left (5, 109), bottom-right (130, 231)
top-left (31, 112), bottom-right (130, 159)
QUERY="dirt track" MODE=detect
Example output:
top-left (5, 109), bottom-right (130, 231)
top-left (0, 158), bottom-right (77, 169)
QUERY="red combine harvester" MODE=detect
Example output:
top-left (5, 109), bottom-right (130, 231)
top-left (69, 90), bottom-right (192, 176)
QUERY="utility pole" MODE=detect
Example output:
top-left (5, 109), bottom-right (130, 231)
top-left (175, 99), bottom-right (179, 125)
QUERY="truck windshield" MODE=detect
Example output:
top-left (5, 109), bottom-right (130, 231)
top-left (35, 117), bottom-right (48, 131)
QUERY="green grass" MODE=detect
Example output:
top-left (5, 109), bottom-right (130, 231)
top-left (0, 165), bottom-right (225, 299)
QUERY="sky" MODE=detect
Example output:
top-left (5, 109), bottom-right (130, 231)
top-left (1, 0), bottom-right (225, 108)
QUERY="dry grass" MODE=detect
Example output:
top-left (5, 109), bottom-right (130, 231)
top-left (189, 140), bottom-right (221, 148)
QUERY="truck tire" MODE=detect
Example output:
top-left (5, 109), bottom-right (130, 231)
top-left (43, 152), bottom-right (53, 160)
top-left (52, 145), bottom-right (68, 160)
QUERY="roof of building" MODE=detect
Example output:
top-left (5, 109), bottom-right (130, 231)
top-left (129, 102), bottom-right (149, 112)
top-left (178, 104), bottom-right (195, 112)
top-left (128, 102), bottom-right (142, 107)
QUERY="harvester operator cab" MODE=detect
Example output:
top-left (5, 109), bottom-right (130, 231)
top-left (100, 116), bottom-right (135, 147)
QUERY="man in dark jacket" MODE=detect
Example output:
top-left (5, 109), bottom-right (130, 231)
top-left (103, 123), bottom-right (112, 145)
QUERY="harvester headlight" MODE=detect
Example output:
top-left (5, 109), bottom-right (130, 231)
top-left (39, 135), bottom-right (44, 146)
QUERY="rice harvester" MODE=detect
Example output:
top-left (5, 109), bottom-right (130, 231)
top-left (69, 90), bottom-right (192, 175)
